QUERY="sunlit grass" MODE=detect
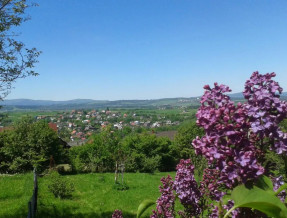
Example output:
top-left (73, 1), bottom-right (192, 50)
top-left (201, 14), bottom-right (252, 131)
top-left (0, 173), bottom-right (33, 218)
top-left (1, 172), bottom-right (178, 218)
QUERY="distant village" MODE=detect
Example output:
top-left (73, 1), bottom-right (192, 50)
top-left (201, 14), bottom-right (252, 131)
top-left (34, 108), bottom-right (190, 146)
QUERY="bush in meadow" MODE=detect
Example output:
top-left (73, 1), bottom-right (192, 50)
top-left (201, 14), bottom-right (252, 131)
top-left (48, 171), bottom-right (75, 199)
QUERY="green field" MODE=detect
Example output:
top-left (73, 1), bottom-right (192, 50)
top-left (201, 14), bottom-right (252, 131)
top-left (0, 172), bottom-right (177, 218)
top-left (0, 110), bottom-right (61, 123)
top-left (0, 173), bottom-right (34, 218)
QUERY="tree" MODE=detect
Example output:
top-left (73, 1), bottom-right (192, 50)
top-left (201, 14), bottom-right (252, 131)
top-left (174, 122), bottom-right (206, 177)
top-left (0, 0), bottom-right (40, 101)
top-left (0, 116), bottom-right (67, 173)
top-left (174, 121), bottom-right (204, 159)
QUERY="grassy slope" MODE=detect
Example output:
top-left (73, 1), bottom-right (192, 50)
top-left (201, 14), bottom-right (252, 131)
top-left (0, 172), bottom-right (177, 218)
top-left (0, 173), bottom-right (33, 218)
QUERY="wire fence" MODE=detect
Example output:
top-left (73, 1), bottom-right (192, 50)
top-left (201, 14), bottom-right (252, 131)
top-left (27, 168), bottom-right (38, 218)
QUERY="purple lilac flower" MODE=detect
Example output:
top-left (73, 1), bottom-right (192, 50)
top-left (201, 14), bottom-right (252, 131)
top-left (151, 175), bottom-right (175, 218)
top-left (193, 82), bottom-right (264, 188)
top-left (243, 71), bottom-right (287, 154)
top-left (272, 176), bottom-right (287, 203)
top-left (112, 210), bottom-right (123, 218)
top-left (200, 168), bottom-right (225, 201)
top-left (209, 206), bottom-right (219, 218)
top-left (174, 159), bottom-right (202, 217)
top-left (223, 200), bottom-right (239, 218)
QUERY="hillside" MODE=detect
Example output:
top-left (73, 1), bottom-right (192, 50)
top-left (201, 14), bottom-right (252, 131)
top-left (0, 92), bottom-right (286, 111)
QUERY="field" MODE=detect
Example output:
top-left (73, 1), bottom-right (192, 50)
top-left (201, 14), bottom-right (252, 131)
top-left (0, 173), bottom-right (34, 218)
top-left (5, 111), bottom-right (60, 122)
top-left (0, 172), bottom-right (177, 218)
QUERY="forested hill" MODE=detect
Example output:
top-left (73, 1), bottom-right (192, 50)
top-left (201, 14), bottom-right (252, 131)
top-left (1, 92), bottom-right (286, 110)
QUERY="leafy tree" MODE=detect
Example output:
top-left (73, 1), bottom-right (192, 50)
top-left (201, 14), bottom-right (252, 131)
top-left (174, 121), bottom-right (206, 177)
top-left (0, 0), bottom-right (40, 100)
top-left (69, 126), bottom-right (121, 173)
top-left (121, 133), bottom-right (176, 173)
top-left (0, 117), bottom-right (66, 173)
top-left (174, 121), bottom-right (204, 159)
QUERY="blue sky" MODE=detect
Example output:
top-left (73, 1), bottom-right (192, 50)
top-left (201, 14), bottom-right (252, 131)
top-left (7, 0), bottom-right (287, 100)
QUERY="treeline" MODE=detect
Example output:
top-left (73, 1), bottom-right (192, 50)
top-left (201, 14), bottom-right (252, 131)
top-left (0, 116), bottom-right (205, 174)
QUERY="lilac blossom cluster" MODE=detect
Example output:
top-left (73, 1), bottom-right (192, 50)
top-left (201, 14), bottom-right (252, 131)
top-left (200, 168), bottom-right (224, 201)
top-left (112, 210), bottom-right (123, 218)
top-left (192, 81), bottom-right (264, 187)
top-left (272, 176), bottom-right (286, 202)
top-left (174, 159), bottom-right (202, 217)
top-left (150, 72), bottom-right (287, 218)
top-left (243, 71), bottom-right (287, 154)
top-left (208, 201), bottom-right (239, 218)
top-left (151, 175), bottom-right (175, 218)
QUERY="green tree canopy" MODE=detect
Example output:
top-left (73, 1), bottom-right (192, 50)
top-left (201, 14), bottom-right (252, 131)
top-left (0, 117), bottom-right (66, 173)
top-left (0, 0), bottom-right (40, 100)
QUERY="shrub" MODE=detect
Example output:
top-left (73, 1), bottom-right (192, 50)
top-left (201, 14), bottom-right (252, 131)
top-left (141, 156), bottom-right (161, 173)
top-left (48, 171), bottom-right (75, 199)
top-left (56, 164), bottom-right (72, 174)
top-left (113, 182), bottom-right (129, 191)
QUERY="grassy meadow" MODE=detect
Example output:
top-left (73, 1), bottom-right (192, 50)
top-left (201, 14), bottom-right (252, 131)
top-left (0, 173), bottom-right (34, 217)
top-left (0, 172), bottom-right (177, 218)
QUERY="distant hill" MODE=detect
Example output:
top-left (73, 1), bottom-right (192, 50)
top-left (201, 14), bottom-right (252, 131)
top-left (0, 97), bottom-right (201, 110)
top-left (228, 93), bottom-right (244, 98)
top-left (0, 99), bottom-right (107, 106)
top-left (0, 92), bottom-right (286, 111)
top-left (228, 92), bottom-right (287, 101)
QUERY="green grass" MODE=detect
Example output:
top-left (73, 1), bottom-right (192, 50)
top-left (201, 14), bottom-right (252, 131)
top-left (0, 172), bottom-right (177, 218)
top-left (0, 173), bottom-right (34, 218)
top-left (8, 111), bottom-right (61, 122)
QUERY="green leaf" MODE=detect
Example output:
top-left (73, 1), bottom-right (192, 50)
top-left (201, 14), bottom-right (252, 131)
top-left (224, 185), bottom-right (287, 218)
top-left (255, 175), bottom-right (274, 192)
top-left (137, 199), bottom-right (155, 218)
top-left (275, 184), bottom-right (287, 196)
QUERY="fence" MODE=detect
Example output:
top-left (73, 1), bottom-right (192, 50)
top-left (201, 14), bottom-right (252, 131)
top-left (27, 168), bottom-right (38, 218)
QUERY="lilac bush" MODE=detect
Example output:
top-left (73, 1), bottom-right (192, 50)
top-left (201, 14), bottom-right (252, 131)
top-left (272, 176), bottom-right (287, 202)
top-left (200, 168), bottom-right (224, 201)
top-left (174, 159), bottom-right (202, 217)
top-left (244, 71), bottom-right (287, 154)
top-left (112, 209), bottom-right (123, 218)
top-left (149, 72), bottom-right (287, 218)
top-left (151, 175), bottom-right (175, 218)
top-left (193, 81), bottom-right (264, 188)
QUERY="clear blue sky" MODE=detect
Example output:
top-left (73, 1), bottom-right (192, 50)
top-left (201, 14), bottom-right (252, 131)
top-left (7, 0), bottom-right (287, 100)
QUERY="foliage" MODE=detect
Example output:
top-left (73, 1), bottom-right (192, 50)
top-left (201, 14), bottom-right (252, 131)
top-left (138, 200), bottom-right (155, 218)
top-left (0, 116), bottom-right (67, 173)
top-left (47, 171), bottom-right (75, 199)
top-left (0, 0), bottom-right (41, 100)
top-left (113, 181), bottom-right (129, 191)
top-left (69, 126), bottom-right (121, 173)
top-left (174, 122), bottom-right (206, 177)
top-left (224, 181), bottom-right (287, 218)
top-left (149, 72), bottom-right (287, 217)
top-left (69, 129), bottom-right (178, 173)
